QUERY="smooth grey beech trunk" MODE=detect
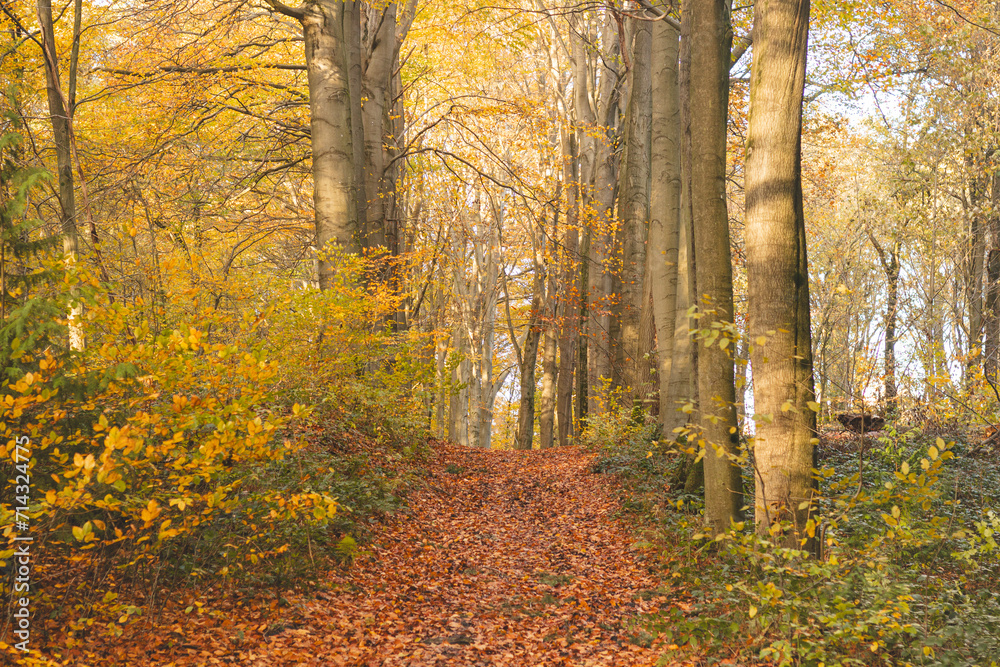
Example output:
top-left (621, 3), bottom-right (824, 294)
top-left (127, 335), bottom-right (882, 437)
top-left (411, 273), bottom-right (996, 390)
top-left (37, 0), bottom-right (84, 350)
top-left (684, 0), bottom-right (744, 535)
top-left (987, 172), bottom-right (1000, 382)
top-left (671, 7), bottom-right (698, 444)
top-left (359, 3), bottom-right (397, 250)
top-left (576, 11), bottom-right (620, 420)
top-left (617, 18), bottom-right (653, 407)
top-left (269, 1), bottom-right (415, 291)
top-left (300, 1), bottom-right (360, 287)
top-left (539, 171), bottom-right (564, 448)
top-left (744, 0), bottom-right (817, 548)
top-left (649, 13), bottom-right (683, 432)
top-left (515, 272), bottom-right (544, 450)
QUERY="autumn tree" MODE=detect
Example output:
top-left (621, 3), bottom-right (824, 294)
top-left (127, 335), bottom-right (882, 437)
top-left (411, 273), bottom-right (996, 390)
top-left (264, 1), bottom-right (414, 290)
top-left (683, 0), bottom-right (743, 533)
top-left (744, 0), bottom-right (816, 544)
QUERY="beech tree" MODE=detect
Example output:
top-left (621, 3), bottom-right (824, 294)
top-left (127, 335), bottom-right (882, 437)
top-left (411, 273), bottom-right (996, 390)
top-left (744, 0), bottom-right (816, 543)
top-left (36, 0), bottom-right (84, 349)
top-left (684, 0), bottom-right (744, 533)
top-left (264, 1), bottom-right (415, 290)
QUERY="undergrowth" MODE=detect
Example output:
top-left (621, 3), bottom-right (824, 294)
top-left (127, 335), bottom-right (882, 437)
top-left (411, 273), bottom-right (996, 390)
top-left (0, 250), bottom-right (433, 660)
top-left (585, 409), bottom-right (1000, 667)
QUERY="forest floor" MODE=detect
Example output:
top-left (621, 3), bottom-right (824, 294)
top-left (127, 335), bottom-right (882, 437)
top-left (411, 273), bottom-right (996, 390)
top-left (83, 443), bottom-right (695, 666)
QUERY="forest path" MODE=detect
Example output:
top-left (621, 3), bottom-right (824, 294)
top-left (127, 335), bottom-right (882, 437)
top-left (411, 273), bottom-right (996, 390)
top-left (255, 442), bottom-right (683, 666)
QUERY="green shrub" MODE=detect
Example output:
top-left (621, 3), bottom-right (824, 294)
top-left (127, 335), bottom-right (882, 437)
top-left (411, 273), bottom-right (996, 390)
top-left (594, 424), bottom-right (1000, 666)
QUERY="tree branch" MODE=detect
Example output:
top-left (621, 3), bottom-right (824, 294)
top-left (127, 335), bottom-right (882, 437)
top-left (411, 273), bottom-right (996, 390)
top-left (93, 63), bottom-right (306, 78)
top-left (262, 0), bottom-right (305, 20)
top-left (633, 0), bottom-right (682, 30)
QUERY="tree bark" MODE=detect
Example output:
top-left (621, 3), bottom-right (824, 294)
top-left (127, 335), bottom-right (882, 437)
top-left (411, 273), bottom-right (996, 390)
top-left (966, 170), bottom-right (987, 383)
top-left (868, 230), bottom-right (900, 416)
top-left (617, 17), bottom-right (653, 407)
top-left (539, 327), bottom-right (558, 447)
top-left (539, 180), bottom-right (562, 448)
top-left (37, 0), bottom-right (83, 351)
top-left (670, 12), bottom-right (697, 437)
top-left (685, 0), bottom-right (744, 534)
top-left (557, 221), bottom-right (579, 447)
top-left (359, 2), bottom-right (399, 251)
top-left (515, 283), bottom-right (543, 450)
top-left (986, 172), bottom-right (1000, 382)
top-left (300, 0), bottom-right (360, 287)
top-left (744, 0), bottom-right (817, 547)
top-left (578, 10), bottom-right (620, 420)
top-left (649, 11), bottom-right (682, 430)
top-left (345, 1), bottom-right (368, 247)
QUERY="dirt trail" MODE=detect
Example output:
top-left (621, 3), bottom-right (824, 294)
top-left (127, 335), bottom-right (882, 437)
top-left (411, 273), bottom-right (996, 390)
top-left (250, 443), bottom-right (679, 666)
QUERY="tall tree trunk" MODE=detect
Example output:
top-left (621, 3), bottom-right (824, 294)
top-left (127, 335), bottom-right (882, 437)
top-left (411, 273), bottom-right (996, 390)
top-left (618, 18), bottom-right (653, 407)
top-left (449, 336), bottom-right (470, 447)
top-left (435, 299), bottom-right (449, 436)
top-left (539, 193), bottom-right (561, 448)
top-left (298, 0), bottom-right (360, 286)
top-left (576, 277), bottom-right (589, 427)
top-left (37, 0), bottom-right (83, 351)
top-left (580, 11), bottom-right (620, 420)
top-left (345, 1), bottom-right (368, 246)
top-left (557, 225), bottom-right (579, 447)
top-left (670, 15), bottom-right (697, 437)
top-left (869, 230), bottom-right (901, 417)
top-left (539, 328), bottom-right (558, 447)
top-left (515, 287), bottom-right (543, 450)
top-left (672, 9), bottom-right (700, 491)
top-left (554, 125), bottom-right (581, 445)
top-left (884, 251), bottom-right (899, 415)
top-left (359, 2), bottom-right (398, 250)
top-left (649, 12), bottom-right (682, 430)
top-left (966, 170), bottom-right (987, 384)
top-left (744, 0), bottom-right (816, 547)
top-left (986, 172), bottom-right (1000, 382)
top-left (685, 0), bottom-right (744, 534)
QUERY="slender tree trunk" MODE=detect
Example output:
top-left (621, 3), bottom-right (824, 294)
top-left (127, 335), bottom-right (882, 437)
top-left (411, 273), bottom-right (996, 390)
top-left (435, 301), bottom-right (449, 436)
top-left (359, 2), bottom-right (398, 250)
top-left (576, 278), bottom-right (589, 427)
top-left (649, 13), bottom-right (682, 430)
top-left (966, 171), bottom-right (987, 384)
top-left (745, 0), bottom-right (817, 547)
top-left (515, 287), bottom-right (543, 450)
top-left (673, 10), bottom-right (700, 491)
top-left (670, 22), bottom-right (697, 437)
top-left (449, 336), bottom-right (470, 447)
top-left (986, 172), bottom-right (1000, 381)
top-left (37, 0), bottom-right (83, 351)
top-left (539, 328), bottom-right (558, 447)
top-left (685, 0), bottom-right (744, 534)
top-left (618, 18), bottom-right (654, 407)
top-left (868, 229), bottom-right (901, 416)
top-left (557, 225), bottom-right (579, 446)
top-left (884, 252), bottom-right (899, 414)
top-left (539, 194), bottom-right (560, 448)
top-left (553, 125), bottom-right (580, 444)
top-left (582, 11), bottom-right (620, 419)
top-left (345, 1), bottom-right (368, 246)
top-left (300, 1), bottom-right (360, 286)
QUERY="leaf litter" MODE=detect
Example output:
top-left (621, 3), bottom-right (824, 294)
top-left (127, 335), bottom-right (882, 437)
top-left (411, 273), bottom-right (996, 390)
top-left (70, 443), bottom-right (694, 666)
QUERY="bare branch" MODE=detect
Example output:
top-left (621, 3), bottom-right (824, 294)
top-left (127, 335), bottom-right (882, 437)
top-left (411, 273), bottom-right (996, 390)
top-left (262, 0), bottom-right (305, 21)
